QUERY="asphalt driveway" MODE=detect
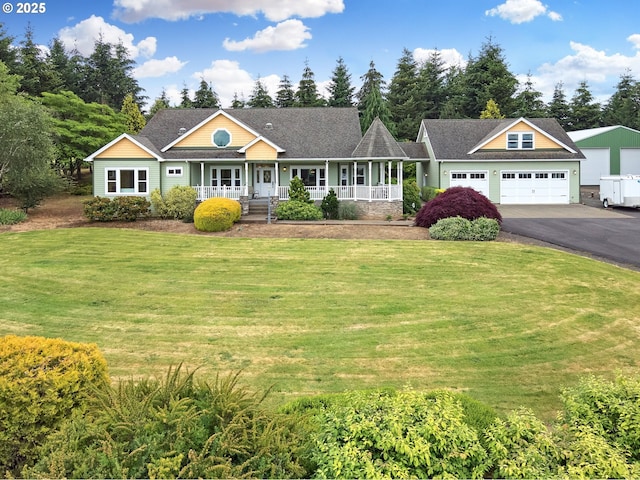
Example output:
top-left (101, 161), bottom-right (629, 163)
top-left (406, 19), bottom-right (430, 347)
top-left (499, 204), bottom-right (640, 270)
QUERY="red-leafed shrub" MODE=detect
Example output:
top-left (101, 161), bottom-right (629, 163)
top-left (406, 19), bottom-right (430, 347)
top-left (414, 186), bottom-right (502, 228)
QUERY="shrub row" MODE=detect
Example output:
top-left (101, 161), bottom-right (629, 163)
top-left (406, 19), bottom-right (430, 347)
top-left (429, 216), bottom-right (500, 241)
top-left (193, 197), bottom-right (241, 232)
top-left (83, 196), bottom-right (151, 222)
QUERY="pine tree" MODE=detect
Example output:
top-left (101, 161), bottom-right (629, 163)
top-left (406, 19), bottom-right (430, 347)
top-left (0, 22), bottom-right (17, 70)
top-left (440, 65), bottom-right (466, 119)
top-left (387, 48), bottom-right (419, 140)
top-left (327, 57), bottom-right (355, 107)
top-left (193, 79), bottom-right (219, 108)
top-left (415, 49), bottom-right (447, 120)
top-left (295, 60), bottom-right (325, 107)
top-left (121, 93), bottom-right (146, 133)
top-left (179, 84), bottom-right (193, 108)
top-left (247, 78), bottom-right (274, 108)
top-left (603, 71), bottom-right (640, 130)
top-left (480, 99), bottom-right (504, 118)
top-left (547, 82), bottom-right (570, 128)
top-left (568, 80), bottom-right (602, 130)
top-left (513, 73), bottom-right (547, 118)
top-left (356, 61), bottom-right (395, 135)
top-left (148, 89), bottom-right (171, 118)
top-left (231, 92), bottom-right (246, 109)
top-left (15, 24), bottom-right (56, 96)
top-left (275, 75), bottom-right (295, 108)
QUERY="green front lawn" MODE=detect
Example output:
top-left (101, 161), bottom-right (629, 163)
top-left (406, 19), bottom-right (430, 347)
top-left (1, 228), bottom-right (638, 420)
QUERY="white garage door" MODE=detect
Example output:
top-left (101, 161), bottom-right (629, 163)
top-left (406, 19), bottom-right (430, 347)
top-left (620, 148), bottom-right (640, 175)
top-left (500, 170), bottom-right (570, 204)
top-left (449, 171), bottom-right (489, 197)
top-left (580, 148), bottom-right (610, 185)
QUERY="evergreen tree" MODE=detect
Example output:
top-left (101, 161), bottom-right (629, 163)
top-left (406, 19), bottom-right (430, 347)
top-left (356, 61), bottom-right (395, 135)
top-left (275, 75), bottom-right (295, 108)
top-left (148, 89), bottom-right (171, 118)
top-left (547, 82), bottom-right (570, 128)
top-left (121, 93), bottom-right (146, 133)
top-left (231, 92), bottom-right (246, 109)
top-left (462, 37), bottom-right (518, 117)
top-left (388, 48), bottom-right (419, 140)
top-left (567, 80), bottom-right (602, 130)
top-left (193, 79), bottom-right (220, 108)
top-left (440, 65), bottom-right (466, 119)
top-left (179, 84), bottom-right (193, 108)
top-left (15, 24), bottom-right (56, 96)
top-left (247, 78), bottom-right (274, 108)
top-left (603, 71), bottom-right (640, 130)
top-left (480, 99), bottom-right (504, 119)
top-left (415, 49), bottom-right (447, 120)
top-left (0, 22), bottom-right (17, 70)
top-left (327, 56), bottom-right (355, 107)
top-left (0, 60), bottom-right (20, 97)
top-left (513, 73), bottom-right (546, 118)
top-left (295, 60), bottom-right (325, 107)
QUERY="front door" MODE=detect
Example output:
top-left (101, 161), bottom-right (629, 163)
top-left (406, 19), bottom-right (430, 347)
top-left (255, 167), bottom-right (275, 197)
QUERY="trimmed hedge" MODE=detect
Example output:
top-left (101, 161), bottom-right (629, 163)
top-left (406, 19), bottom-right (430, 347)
top-left (0, 335), bottom-right (110, 476)
top-left (429, 216), bottom-right (500, 241)
top-left (275, 200), bottom-right (323, 220)
top-left (415, 186), bottom-right (502, 228)
top-left (83, 196), bottom-right (151, 222)
top-left (193, 197), bottom-right (242, 232)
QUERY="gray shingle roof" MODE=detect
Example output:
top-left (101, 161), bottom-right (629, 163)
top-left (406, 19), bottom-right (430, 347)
top-left (421, 118), bottom-right (585, 161)
top-left (352, 117), bottom-right (408, 158)
top-left (139, 107), bottom-right (364, 160)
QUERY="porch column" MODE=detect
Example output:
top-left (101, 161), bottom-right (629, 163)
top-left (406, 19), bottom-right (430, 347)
top-left (397, 161), bottom-right (404, 201)
top-left (244, 161), bottom-right (249, 197)
top-left (325, 159), bottom-right (329, 196)
top-left (200, 162), bottom-right (205, 200)
top-left (275, 161), bottom-right (279, 198)
top-left (388, 161), bottom-right (392, 201)
top-left (368, 161), bottom-right (372, 202)
top-left (353, 161), bottom-right (357, 200)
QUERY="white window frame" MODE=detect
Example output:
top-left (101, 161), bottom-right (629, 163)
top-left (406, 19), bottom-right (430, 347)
top-left (291, 166), bottom-right (326, 187)
top-left (507, 132), bottom-right (535, 150)
top-left (105, 167), bottom-right (148, 195)
top-left (210, 166), bottom-right (242, 187)
top-left (212, 128), bottom-right (232, 148)
top-left (166, 166), bottom-right (183, 177)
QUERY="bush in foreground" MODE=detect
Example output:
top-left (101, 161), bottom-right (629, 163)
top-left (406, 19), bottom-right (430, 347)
top-left (276, 200), bottom-right (323, 220)
top-left (150, 186), bottom-right (197, 221)
top-left (429, 216), bottom-right (500, 241)
top-left (0, 335), bottom-right (109, 476)
top-left (415, 186), bottom-right (502, 228)
top-left (193, 197), bottom-right (241, 232)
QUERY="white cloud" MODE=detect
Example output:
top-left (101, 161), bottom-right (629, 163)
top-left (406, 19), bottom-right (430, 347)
top-left (57, 15), bottom-right (157, 58)
top-left (113, 0), bottom-right (344, 23)
top-left (194, 59), bottom-right (283, 107)
top-left (133, 57), bottom-right (188, 79)
top-left (413, 48), bottom-right (466, 69)
top-left (223, 19), bottom-right (311, 53)
top-left (530, 38), bottom-right (640, 102)
top-left (485, 0), bottom-right (562, 24)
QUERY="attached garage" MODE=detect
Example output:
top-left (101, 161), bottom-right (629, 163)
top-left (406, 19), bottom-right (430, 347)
top-left (449, 170), bottom-right (489, 197)
top-left (500, 170), bottom-right (570, 204)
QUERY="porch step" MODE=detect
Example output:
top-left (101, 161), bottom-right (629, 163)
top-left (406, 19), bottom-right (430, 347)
top-left (243, 199), bottom-right (276, 223)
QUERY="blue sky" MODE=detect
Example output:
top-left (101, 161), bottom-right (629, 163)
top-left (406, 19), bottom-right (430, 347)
top-left (3, 0), bottom-right (640, 112)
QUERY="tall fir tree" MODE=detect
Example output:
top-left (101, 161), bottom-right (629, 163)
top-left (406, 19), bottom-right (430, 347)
top-left (0, 22), bottom-right (17, 70)
top-left (547, 82), bottom-right (570, 128)
top-left (15, 24), bottom-right (56, 96)
top-left (415, 49), bottom-right (447, 120)
top-left (247, 78), bottom-right (274, 108)
top-left (193, 79), bottom-right (220, 108)
top-left (440, 65), bottom-right (466, 118)
top-left (356, 60), bottom-right (395, 135)
top-left (327, 56), bottom-right (355, 107)
top-left (148, 89), bottom-right (171, 118)
top-left (179, 84), bottom-right (193, 108)
top-left (231, 92), bottom-right (246, 109)
top-left (568, 80), bottom-right (602, 130)
top-left (275, 74), bottom-right (295, 108)
top-left (295, 60), bottom-right (325, 107)
top-left (603, 71), bottom-right (640, 130)
top-left (387, 48), bottom-right (419, 140)
top-left (462, 37), bottom-right (518, 118)
top-left (513, 73), bottom-right (547, 118)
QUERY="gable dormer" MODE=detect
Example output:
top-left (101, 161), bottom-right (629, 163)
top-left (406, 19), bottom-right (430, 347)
top-left (469, 118), bottom-right (577, 154)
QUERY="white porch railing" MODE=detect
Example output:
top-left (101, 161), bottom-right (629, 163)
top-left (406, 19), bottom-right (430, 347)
top-left (195, 185), bottom-right (246, 201)
top-left (277, 185), bottom-right (402, 201)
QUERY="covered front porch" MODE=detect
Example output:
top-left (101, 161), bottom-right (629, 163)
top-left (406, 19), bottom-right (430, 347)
top-left (191, 159), bottom-right (405, 202)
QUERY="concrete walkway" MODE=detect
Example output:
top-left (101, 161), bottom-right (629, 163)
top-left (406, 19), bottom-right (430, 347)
top-left (497, 204), bottom-right (631, 219)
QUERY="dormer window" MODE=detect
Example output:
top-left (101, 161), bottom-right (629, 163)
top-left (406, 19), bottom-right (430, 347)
top-left (507, 132), bottom-right (534, 150)
top-left (212, 129), bottom-right (231, 148)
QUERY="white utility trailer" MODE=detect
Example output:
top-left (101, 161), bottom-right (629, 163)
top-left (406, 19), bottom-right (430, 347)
top-left (600, 175), bottom-right (640, 208)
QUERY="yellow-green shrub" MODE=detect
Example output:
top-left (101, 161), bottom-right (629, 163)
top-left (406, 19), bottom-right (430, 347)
top-left (193, 197), bottom-right (241, 232)
top-left (0, 335), bottom-right (110, 476)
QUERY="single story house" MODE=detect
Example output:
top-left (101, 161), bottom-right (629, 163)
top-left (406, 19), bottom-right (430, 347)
top-left (415, 117), bottom-right (585, 204)
top-left (567, 125), bottom-right (640, 185)
top-left (86, 107), bottom-right (427, 219)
